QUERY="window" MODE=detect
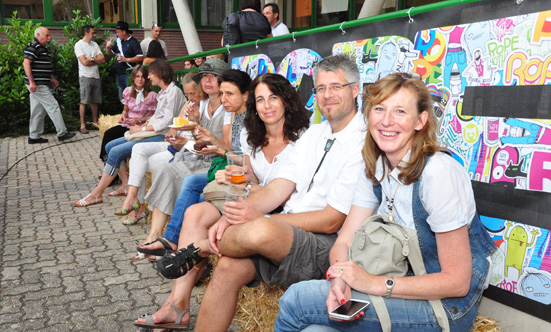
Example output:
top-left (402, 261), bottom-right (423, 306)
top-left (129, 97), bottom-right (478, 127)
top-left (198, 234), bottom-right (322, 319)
top-left (161, 0), bottom-right (193, 24)
top-left (316, 0), bottom-right (349, 26)
top-left (99, 0), bottom-right (137, 24)
top-left (3, 0), bottom-right (44, 20)
top-left (52, 0), bottom-right (93, 22)
top-left (293, 0), bottom-right (312, 28)
top-left (200, 0), bottom-right (232, 27)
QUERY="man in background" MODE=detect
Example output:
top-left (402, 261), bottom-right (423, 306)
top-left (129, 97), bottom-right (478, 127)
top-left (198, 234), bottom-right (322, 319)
top-left (141, 24), bottom-right (168, 58)
top-left (263, 3), bottom-right (290, 36)
top-left (74, 25), bottom-right (105, 134)
top-left (23, 27), bottom-right (76, 144)
top-left (106, 21), bottom-right (143, 101)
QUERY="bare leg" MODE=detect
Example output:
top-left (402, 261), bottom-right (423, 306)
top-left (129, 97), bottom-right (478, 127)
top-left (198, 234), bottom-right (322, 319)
top-left (118, 165), bottom-right (129, 188)
top-left (144, 207), bottom-right (170, 243)
top-left (91, 103), bottom-right (99, 124)
top-left (195, 257), bottom-right (256, 332)
top-left (121, 185), bottom-right (139, 210)
top-left (79, 103), bottom-right (86, 130)
top-left (135, 202), bottom-right (221, 326)
top-left (218, 217), bottom-right (294, 263)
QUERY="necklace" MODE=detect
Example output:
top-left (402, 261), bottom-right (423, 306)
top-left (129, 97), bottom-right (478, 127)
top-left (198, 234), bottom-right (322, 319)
top-left (384, 184), bottom-right (401, 223)
top-left (209, 100), bottom-right (221, 116)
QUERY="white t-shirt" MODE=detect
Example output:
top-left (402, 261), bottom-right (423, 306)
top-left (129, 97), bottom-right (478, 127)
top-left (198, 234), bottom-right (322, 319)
top-left (240, 130), bottom-right (296, 186)
top-left (140, 37), bottom-right (168, 57)
top-left (352, 151), bottom-right (476, 232)
top-left (272, 21), bottom-right (290, 36)
top-left (74, 39), bottom-right (102, 79)
top-left (277, 111), bottom-right (366, 215)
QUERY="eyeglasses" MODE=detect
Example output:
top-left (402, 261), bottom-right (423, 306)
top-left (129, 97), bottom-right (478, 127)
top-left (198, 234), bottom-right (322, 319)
top-left (312, 82), bottom-right (355, 95)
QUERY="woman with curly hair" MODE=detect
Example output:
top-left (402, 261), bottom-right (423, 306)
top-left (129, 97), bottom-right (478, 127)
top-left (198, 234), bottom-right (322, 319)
top-left (134, 73), bottom-right (310, 331)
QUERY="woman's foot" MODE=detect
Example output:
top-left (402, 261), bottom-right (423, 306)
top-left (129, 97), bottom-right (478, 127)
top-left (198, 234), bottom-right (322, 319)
top-left (138, 238), bottom-right (177, 253)
top-left (134, 301), bottom-right (190, 330)
top-left (122, 210), bottom-right (149, 225)
top-left (80, 127), bottom-right (89, 134)
top-left (114, 199), bottom-right (140, 216)
top-left (74, 194), bottom-right (102, 207)
top-left (107, 186), bottom-right (128, 197)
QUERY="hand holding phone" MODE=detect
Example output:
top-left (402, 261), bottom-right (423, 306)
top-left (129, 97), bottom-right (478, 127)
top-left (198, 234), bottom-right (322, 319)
top-left (328, 299), bottom-right (370, 321)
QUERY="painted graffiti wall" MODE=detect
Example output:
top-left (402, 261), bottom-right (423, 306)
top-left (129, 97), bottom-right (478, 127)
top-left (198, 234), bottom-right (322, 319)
top-left (229, 1), bottom-right (551, 320)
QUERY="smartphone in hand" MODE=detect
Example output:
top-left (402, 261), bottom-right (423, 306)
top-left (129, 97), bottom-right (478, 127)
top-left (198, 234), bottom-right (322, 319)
top-left (329, 299), bottom-right (370, 321)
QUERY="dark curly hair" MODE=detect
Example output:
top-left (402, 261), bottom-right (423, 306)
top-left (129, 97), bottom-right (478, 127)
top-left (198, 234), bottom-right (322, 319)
top-left (245, 74), bottom-right (310, 156)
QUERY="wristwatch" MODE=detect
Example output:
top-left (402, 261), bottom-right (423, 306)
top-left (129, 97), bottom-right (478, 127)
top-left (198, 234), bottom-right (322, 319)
top-left (245, 181), bottom-right (254, 191)
top-left (385, 276), bottom-right (395, 298)
top-left (91, 57), bottom-right (95, 62)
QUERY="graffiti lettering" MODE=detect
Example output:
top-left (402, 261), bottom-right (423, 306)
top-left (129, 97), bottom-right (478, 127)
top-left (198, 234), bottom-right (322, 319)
top-left (504, 51), bottom-right (551, 85)
top-left (499, 279), bottom-right (518, 293)
top-left (488, 36), bottom-right (519, 68)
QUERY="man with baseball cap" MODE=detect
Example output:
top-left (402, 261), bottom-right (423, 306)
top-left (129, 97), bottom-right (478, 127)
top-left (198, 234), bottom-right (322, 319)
top-left (106, 21), bottom-right (143, 101)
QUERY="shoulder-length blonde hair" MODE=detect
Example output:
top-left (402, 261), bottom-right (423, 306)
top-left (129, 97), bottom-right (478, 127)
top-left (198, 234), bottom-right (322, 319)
top-left (129, 65), bottom-right (152, 99)
top-left (362, 73), bottom-right (443, 185)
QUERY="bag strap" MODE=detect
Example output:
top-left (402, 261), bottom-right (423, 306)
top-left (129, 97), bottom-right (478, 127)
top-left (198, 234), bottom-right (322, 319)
top-left (361, 215), bottom-right (450, 332)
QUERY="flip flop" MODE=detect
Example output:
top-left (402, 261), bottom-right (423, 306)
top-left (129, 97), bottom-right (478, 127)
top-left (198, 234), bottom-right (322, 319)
top-left (122, 210), bottom-right (149, 225)
top-left (114, 202), bottom-right (140, 216)
top-left (80, 127), bottom-right (89, 134)
top-left (137, 238), bottom-right (176, 256)
top-left (74, 194), bottom-right (102, 207)
top-left (147, 255), bottom-right (161, 262)
top-left (134, 302), bottom-right (190, 331)
top-left (130, 252), bottom-right (149, 262)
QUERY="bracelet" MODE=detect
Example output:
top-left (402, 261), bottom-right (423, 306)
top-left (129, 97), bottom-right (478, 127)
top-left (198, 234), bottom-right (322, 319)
top-left (142, 126), bottom-right (146, 132)
top-left (264, 214), bottom-right (272, 218)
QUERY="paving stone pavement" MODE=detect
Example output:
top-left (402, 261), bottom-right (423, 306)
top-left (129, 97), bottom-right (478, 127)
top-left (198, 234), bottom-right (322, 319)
top-left (0, 133), bottom-right (242, 331)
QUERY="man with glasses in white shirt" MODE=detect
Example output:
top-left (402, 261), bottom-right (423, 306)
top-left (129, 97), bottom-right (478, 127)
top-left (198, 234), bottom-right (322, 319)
top-left (162, 54), bottom-right (369, 332)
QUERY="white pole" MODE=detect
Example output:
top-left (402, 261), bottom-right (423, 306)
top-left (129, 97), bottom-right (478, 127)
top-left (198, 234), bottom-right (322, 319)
top-left (357, 0), bottom-right (387, 19)
top-left (171, 0), bottom-right (203, 54)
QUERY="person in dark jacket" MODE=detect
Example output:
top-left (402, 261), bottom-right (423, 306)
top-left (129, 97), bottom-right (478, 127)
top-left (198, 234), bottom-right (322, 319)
top-left (221, 0), bottom-right (272, 47)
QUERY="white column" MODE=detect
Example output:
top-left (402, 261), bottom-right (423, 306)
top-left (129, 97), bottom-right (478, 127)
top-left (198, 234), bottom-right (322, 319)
top-left (141, 0), bottom-right (158, 38)
top-left (357, 0), bottom-right (386, 19)
top-left (171, 0), bottom-right (203, 54)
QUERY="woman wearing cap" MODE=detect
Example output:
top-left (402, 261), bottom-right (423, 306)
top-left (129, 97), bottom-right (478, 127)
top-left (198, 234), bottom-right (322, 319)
top-left (74, 59), bottom-right (184, 207)
top-left (128, 59), bottom-right (230, 260)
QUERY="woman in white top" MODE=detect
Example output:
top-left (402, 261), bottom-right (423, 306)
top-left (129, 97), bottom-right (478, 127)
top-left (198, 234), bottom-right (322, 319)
top-left (114, 72), bottom-right (207, 224)
top-left (275, 72), bottom-right (496, 332)
top-left (134, 73), bottom-right (311, 330)
top-left (74, 59), bottom-right (184, 207)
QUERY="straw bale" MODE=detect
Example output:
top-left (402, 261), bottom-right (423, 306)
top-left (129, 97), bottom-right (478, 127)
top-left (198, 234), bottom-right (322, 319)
top-left (473, 316), bottom-right (501, 332)
top-left (98, 114), bottom-right (122, 139)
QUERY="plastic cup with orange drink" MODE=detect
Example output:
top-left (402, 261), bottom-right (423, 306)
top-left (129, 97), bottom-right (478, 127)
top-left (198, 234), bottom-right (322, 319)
top-left (227, 151), bottom-right (245, 184)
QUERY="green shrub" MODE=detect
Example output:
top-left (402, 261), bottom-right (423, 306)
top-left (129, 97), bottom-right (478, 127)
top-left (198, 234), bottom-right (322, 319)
top-left (0, 11), bottom-right (120, 137)
top-left (0, 13), bottom-right (36, 137)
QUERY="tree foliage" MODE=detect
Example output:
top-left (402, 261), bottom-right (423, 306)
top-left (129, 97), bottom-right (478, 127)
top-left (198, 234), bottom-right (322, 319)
top-left (0, 11), bottom-right (121, 137)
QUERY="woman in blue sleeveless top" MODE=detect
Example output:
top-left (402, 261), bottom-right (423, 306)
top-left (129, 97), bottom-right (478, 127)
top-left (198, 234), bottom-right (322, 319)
top-left (275, 73), bottom-right (496, 332)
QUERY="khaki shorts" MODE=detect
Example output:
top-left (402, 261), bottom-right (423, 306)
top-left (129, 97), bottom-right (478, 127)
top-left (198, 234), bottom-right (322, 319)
top-left (79, 77), bottom-right (102, 104)
top-left (250, 225), bottom-right (337, 287)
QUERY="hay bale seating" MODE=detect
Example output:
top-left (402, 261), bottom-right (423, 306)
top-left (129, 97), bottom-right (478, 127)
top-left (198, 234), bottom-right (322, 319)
top-left (99, 114), bottom-right (501, 332)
